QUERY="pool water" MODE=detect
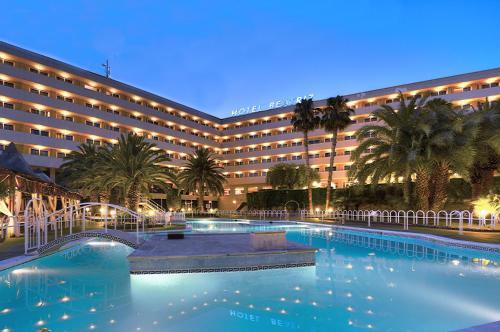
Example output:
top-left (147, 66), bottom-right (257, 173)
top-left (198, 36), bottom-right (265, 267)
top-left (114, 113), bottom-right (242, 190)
top-left (0, 220), bottom-right (498, 332)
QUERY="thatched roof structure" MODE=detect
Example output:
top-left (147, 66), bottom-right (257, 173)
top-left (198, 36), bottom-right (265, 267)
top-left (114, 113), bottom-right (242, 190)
top-left (0, 143), bottom-right (80, 199)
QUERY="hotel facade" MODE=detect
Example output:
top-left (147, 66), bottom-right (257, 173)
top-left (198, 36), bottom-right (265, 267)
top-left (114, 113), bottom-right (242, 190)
top-left (0, 41), bottom-right (499, 209)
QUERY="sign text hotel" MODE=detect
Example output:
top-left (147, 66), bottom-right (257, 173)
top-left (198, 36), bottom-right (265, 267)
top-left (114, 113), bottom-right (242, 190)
top-left (231, 93), bottom-right (314, 116)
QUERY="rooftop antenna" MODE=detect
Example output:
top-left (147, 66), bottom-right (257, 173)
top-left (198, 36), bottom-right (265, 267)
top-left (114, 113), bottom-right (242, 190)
top-left (102, 60), bottom-right (111, 78)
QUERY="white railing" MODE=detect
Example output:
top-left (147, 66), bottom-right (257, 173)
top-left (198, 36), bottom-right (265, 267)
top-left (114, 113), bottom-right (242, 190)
top-left (299, 209), bottom-right (498, 232)
top-left (24, 201), bottom-right (144, 254)
top-left (182, 209), bottom-right (498, 233)
top-left (167, 212), bottom-right (186, 222)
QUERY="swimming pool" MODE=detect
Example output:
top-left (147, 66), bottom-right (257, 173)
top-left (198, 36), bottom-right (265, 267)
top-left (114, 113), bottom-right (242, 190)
top-left (0, 219), bottom-right (499, 331)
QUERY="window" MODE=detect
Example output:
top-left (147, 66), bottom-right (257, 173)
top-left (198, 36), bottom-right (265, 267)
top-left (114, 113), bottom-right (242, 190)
top-left (262, 158), bottom-right (272, 163)
top-left (248, 159), bottom-right (259, 165)
top-left (1, 102), bottom-right (13, 109)
top-left (262, 145), bottom-right (271, 150)
top-left (292, 155), bottom-right (302, 160)
top-left (235, 173), bottom-right (243, 179)
top-left (235, 149), bottom-right (243, 154)
top-left (31, 128), bottom-right (49, 137)
top-left (56, 76), bottom-right (73, 84)
top-left (85, 120), bottom-right (101, 128)
top-left (277, 143), bottom-right (288, 148)
top-left (248, 146), bottom-right (259, 152)
top-left (249, 172), bottom-right (259, 177)
top-left (344, 135), bottom-right (355, 141)
top-left (325, 152), bottom-right (336, 157)
top-left (30, 149), bottom-right (49, 157)
top-left (261, 132), bottom-right (272, 137)
top-left (344, 150), bottom-right (351, 155)
top-left (308, 139), bottom-right (321, 145)
top-left (57, 152), bottom-right (67, 158)
top-left (235, 187), bottom-right (245, 194)
top-left (0, 123), bottom-right (14, 130)
top-left (308, 153), bottom-right (320, 159)
top-left (86, 138), bottom-right (101, 145)
top-left (1, 81), bottom-right (14, 88)
top-left (235, 161), bottom-right (244, 166)
top-left (85, 103), bottom-right (100, 110)
top-left (325, 166), bottom-right (337, 172)
top-left (277, 156), bottom-right (288, 162)
top-left (343, 165), bottom-right (351, 170)
top-left (463, 86), bottom-right (471, 92)
top-left (291, 141), bottom-right (302, 147)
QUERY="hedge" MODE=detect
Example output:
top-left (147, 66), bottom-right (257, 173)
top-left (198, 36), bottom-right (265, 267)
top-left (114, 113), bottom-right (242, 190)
top-left (246, 177), bottom-right (500, 210)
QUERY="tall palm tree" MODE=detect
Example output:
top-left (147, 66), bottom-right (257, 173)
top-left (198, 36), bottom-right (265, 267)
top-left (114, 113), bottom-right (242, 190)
top-left (291, 98), bottom-right (320, 211)
top-left (60, 142), bottom-right (108, 202)
top-left (178, 147), bottom-right (226, 212)
top-left (99, 133), bottom-right (175, 211)
top-left (319, 96), bottom-right (354, 210)
top-left (350, 93), bottom-right (427, 207)
top-left (468, 99), bottom-right (500, 199)
top-left (419, 99), bottom-right (476, 211)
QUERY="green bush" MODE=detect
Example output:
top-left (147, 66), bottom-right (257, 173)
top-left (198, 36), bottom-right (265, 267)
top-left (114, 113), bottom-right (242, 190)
top-left (246, 177), bottom-right (500, 210)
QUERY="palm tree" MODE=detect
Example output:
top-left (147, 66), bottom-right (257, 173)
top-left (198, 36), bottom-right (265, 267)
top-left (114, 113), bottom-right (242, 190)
top-left (291, 98), bottom-right (320, 211)
top-left (350, 93), bottom-right (427, 207)
top-left (351, 94), bottom-right (475, 211)
top-left (98, 133), bottom-right (175, 211)
top-left (319, 96), bottom-right (354, 210)
top-left (60, 142), bottom-right (108, 202)
top-left (468, 99), bottom-right (500, 199)
top-left (419, 99), bottom-right (476, 211)
top-left (178, 147), bottom-right (226, 212)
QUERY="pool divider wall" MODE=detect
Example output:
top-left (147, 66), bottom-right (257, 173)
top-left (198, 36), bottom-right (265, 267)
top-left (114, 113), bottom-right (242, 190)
top-left (127, 232), bottom-right (316, 274)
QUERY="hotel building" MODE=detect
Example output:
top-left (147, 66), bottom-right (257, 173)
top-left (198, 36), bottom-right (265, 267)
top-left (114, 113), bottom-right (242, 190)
top-left (0, 41), bottom-right (499, 209)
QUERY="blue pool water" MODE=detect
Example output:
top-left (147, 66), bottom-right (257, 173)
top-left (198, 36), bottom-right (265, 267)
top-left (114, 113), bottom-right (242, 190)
top-left (0, 220), bottom-right (499, 332)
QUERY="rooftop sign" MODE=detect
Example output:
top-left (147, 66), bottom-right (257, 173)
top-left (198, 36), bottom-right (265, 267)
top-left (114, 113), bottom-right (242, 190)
top-left (231, 93), bottom-right (314, 116)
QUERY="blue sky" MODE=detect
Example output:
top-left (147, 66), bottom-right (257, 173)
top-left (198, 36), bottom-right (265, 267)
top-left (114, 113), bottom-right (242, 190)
top-left (2, 1), bottom-right (499, 118)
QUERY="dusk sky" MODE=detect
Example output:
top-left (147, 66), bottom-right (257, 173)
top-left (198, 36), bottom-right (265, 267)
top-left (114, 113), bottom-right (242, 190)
top-left (3, 1), bottom-right (499, 118)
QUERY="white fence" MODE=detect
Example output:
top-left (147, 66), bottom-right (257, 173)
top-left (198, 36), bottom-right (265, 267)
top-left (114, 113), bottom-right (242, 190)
top-left (298, 209), bottom-right (497, 232)
top-left (188, 209), bottom-right (498, 233)
top-left (24, 201), bottom-right (145, 254)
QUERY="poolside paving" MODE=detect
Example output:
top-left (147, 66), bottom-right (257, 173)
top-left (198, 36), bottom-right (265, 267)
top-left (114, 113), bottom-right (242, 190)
top-left (127, 233), bottom-right (316, 274)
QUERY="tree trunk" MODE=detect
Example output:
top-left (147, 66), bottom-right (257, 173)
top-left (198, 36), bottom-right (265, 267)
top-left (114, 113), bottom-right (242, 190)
top-left (402, 172), bottom-right (412, 208)
top-left (429, 162), bottom-right (449, 211)
top-left (325, 131), bottom-right (337, 211)
top-left (470, 166), bottom-right (482, 200)
top-left (415, 166), bottom-right (431, 211)
top-left (98, 191), bottom-right (109, 204)
top-left (471, 166), bottom-right (496, 199)
top-left (198, 183), bottom-right (205, 212)
top-left (303, 131), bottom-right (313, 212)
top-left (127, 181), bottom-right (140, 212)
top-left (479, 168), bottom-right (495, 196)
